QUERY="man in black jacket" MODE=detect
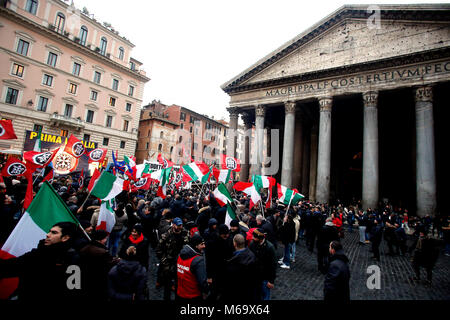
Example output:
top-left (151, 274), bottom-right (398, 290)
top-left (370, 219), bottom-right (383, 262)
top-left (317, 218), bottom-right (339, 274)
top-left (222, 234), bottom-right (258, 302)
top-left (249, 228), bottom-right (277, 301)
top-left (323, 240), bottom-right (350, 301)
top-left (0, 222), bottom-right (81, 300)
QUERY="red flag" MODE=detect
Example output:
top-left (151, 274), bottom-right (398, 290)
top-left (130, 174), bottom-right (152, 192)
top-left (64, 134), bottom-right (86, 158)
top-left (157, 153), bottom-right (174, 169)
top-left (0, 119), bottom-right (17, 140)
top-left (221, 154), bottom-right (241, 172)
top-left (1, 157), bottom-right (28, 177)
top-left (23, 149), bottom-right (57, 168)
top-left (87, 148), bottom-right (107, 163)
top-left (87, 168), bottom-right (101, 192)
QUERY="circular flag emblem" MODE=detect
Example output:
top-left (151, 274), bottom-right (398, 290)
top-left (71, 142), bottom-right (85, 158)
top-left (7, 163), bottom-right (26, 176)
top-left (175, 173), bottom-right (182, 184)
top-left (33, 151), bottom-right (53, 166)
top-left (0, 124), bottom-right (5, 137)
top-left (89, 148), bottom-right (104, 162)
top-left (225, 157), bottom-right (237, 170)
top-left (53, 148), bottom-right (79, 175)
top-left (134, 178), bottom-right (148, 188)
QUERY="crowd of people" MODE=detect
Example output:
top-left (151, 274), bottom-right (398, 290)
top-left (0, 172), bottom-right (449, 301)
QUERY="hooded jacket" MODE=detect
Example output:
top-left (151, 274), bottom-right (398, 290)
top-left (108, 259), bottom-right (147, 300)
top-left (323, 249), bottom-right (350, 301)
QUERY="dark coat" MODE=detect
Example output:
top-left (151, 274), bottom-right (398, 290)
top-left (170, 199), bottom-right (186, 218)
top-left (249, 239), bottom-right (277, 283)
top-left (108, 259), bottom-right (147, 300)
top-left (317, 224), bottom-right (340, 252)
top-left (155, 228), bottom-right (189, 282)
top-left (119, 235), bottom-right (150, 269)
top-left (204, 234), bottom-right (234, 280)
top-left (0, 240), bottom-right (80, 300)
top-left (222, 248), bottom-right (258, 302)
top-left (412, 236), bottom-right (440, 268)
top-left (323, 249), bottom-right (350, 301)
top-left (259, 220), bottom-right (276, 246)
top-left (79, 240), bottom-right (118, 300)
top-left (279, 219), bottom-right (296, 245)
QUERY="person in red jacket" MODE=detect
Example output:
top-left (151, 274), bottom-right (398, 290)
top-left (176, 234), bottom-right (208, 301)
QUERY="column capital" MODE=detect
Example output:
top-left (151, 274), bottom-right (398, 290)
top-left (414, 85), bottom-right (433, 103)
top-left (362, 91), bottom-right (378, 108)
top-left (255, 105), bottom-right (265, 117)
top-left (284, 101), bottom-right (296, 114)
top-left (227, 107), bottom-right (240, 118)
top-left (318, 97), bottom-right (332, 112)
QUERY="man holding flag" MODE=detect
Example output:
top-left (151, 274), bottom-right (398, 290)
top-left (0, 182), bottom-right (83, 300)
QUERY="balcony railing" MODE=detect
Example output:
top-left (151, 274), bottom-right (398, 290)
top-left (50, 113), bottom-right (84, 130)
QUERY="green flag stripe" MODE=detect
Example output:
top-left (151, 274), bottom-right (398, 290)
top-left (183, 165), bottom-right (199, 181)
top-left (226, 203), bottom-right (237, 220)
top-left (218, 183), bottom-right (233, 202)
top-left (28, 182), bottom-right (78, 232)
top-left (90, 171), bottom-right (118, 199)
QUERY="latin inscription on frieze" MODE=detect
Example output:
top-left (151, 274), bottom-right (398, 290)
top-left (266, 61), bottom-right (450, 97)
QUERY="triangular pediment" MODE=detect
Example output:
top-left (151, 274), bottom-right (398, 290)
top-left (222, 4), bottom-right (450, 92)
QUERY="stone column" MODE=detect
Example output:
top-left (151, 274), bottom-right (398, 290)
top-left (415, 86), bottom-right (437, 217)
top-left (301, 123), bottom-right (311, 197)
top-left (309, 124), bottom-right (319, 202)
top-left (240, 112), bottom-right (252, 182)
top-left (362, 91), bottom-right (379, 210)
top-left (254, 105), bottom-right (265, 176)
top-left (292, 112), bottom-right (304, 189)
top-left (226, 107), bottom-right (239, 158)
top-left (281, 101), bottom-right (296, 188)
top-left (316, 97), bottom-right (333, 204)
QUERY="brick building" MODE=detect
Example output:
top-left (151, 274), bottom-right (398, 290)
top-left (137, 100), bottom-right (228, 166)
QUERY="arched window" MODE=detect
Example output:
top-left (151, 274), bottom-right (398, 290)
top-left (158, 144), bottom-right (163, 152)
top-left (55, 12), bottom-right (65, 33)
top-left (178, 136), bottom-right (182, 143)
top-left (25, 0), bottom-right (38, 15)
top-left (118, 47), bottom-right (124, 60)
top-left (79, 26), bottom-right (88, 46)
top-left (170, 146), bottom-right (174, 154)
top-left (99, 37), bottom-right (107, 55)
top-left (160, 131), bottom-right (164, 138)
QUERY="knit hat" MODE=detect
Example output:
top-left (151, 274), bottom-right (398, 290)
top-left (230, 219), bottom-right (240, 227)
top-left (218, 224), bottom-right (229, 235)
top-left (190, 233), bottom-right (204, 247)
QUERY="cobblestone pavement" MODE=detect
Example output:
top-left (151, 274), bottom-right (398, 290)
top-left (145, 228), bottom-right (450, 300)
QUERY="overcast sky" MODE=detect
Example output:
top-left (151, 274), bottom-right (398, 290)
top-left (72, 0), bottom-right (445, 121)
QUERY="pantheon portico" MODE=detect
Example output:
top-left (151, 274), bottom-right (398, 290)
top-left (222, 4), bottom-right (450, 217)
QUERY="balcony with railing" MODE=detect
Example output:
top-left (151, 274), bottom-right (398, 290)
top-left (50, 113), bottom-right (84, 130)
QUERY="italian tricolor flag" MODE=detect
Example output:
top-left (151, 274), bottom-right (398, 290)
top-left (252, 175), bottom-right (276, 209)
top-left (233, 182), bottom-right (262, 210)
top-left (157, 167), bottom-right (172, 199)
top-left (0, 182), bottom-right (79, 299)
top-left (97, 200), bottom-right (116, 233)
top-left (90, 171), bottom-right (126, 201)
top-left (277, 183), bottom-right (305, 206)
top-left (182, 162), bottom-right (211, 184)
top-left (225, 203), bottom-right (237, 228)
top-left (213, 183), bottom-right (233, 207)
top-left (213, 168), bottom-right (232, 184)
top-left (135, 163), bottom-right (151, 179)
